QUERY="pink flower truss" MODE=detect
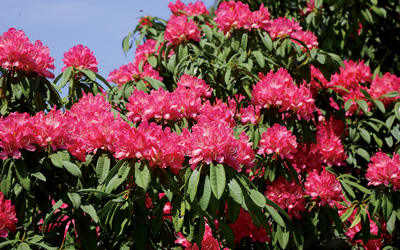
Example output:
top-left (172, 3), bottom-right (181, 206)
top-left (0, 112), bottom-right (36, 160)
top-left (239, 105), bottom-right (262, 124)
top-left (229, 208), bottom-right (271, 244)
top-left (214, 0), bottom-right (252, 34)
top-left (134, 39), bottom-right (162, 66)
top-left (0, 28), bottom-right (55, 78)
top-left (266, 17), bottom-right (318, 50)
top-left (62, 44), bottom-right (98, 72)
top-left (247, 4), bottom-right (271, 30)
top-left (252, 68), bottom-right (295, 109)
top-left (366, 152), bottom-right (400, 190)
top-left (327, 60), bottom-right (372, 95)
top-left (108, 62), bottom-right (163, 87)
top-left (309, 65), bottom-right (329, 96)
top-left (304, 167), bottom-right (344, 207)
top-left (369, 72), bottom-right (400, 107)
top-left (290, 143), bottom-right (322, 173)
top-left (164, 15), bottom-right (201, 45)
top-left (265, 176), bottom-right (306, 219)
top-left (177, 73), bottom-right (212, 99)
top-left (313, 119), bottom-right (347, 166)
top-left (0, 192), bottom-right (17, 238)
top-left (257, 123), bottom-right (298, 160)
top-left (280, 83), bottom-right (316, 121)
top-left (175, 222), bottom-right (227, 250)
top-left (182, 118), bottom-right (254, 170)
top-left (169, 0), bottom-right (209, 16)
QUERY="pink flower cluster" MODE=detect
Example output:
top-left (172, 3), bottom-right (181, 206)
top-left (366, 152), bottom-right (400, 190)
top-left (107, 62), bottom-right (162, 87)
top-left (168, 0), bottom-right (209, 16)
top-left (126, 74), bottom-right (211, 122)
top-left (327, 60), bottom-right (372, 95)
top-left (304, 167), bottom-right (344, 207)
top-left (369, 73), bottom-right (400, 107)
top-left (258, 123), bottom-right (298, 160)
top-left (175, 222), bottom-right (227, 250)
top-left (312, 118), bottom-right (347, 166)
top-left (265, 176), bottom-right (306, 219)
top-left (164, 15), bottom-right (201, 45)
top-left (0, 192), bottom-right (17, 238)
top-left (134, 39), bottom-right (162, 66)
top-left (229, 208), bottom-right (271, 244)
top-left (62, 44), bottom-right (98, 72)
top-left (214, 1), bottom-right (270, 34)
top-left (252, 68), bottom-right (316, 121)
top-left (0, 28), bottom-right (55, 78)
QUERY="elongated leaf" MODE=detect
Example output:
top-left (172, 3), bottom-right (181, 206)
top-left (198, 175), bottom-right (211, 210)
top-left (68, 192), bottom-right (82, 210)
top-left (249, 189), bottom-right (266, 208)
top-left (265, 205), bottom-right (285, 227)
top-left (227, 178), bottom-right (243, 205)
top-left (17, 242), bottom-right (31, 250)
top-left (63, 161), bottom-right (82, 178)
top-left (201, 24), bottom-right (213, 41)
top-left (105, 160), bottom-right (131, 193)
top-left (134, 161), bottom-right (151, 192)
top-left (252, 51), bottom-right (265, 68)
top-left (49, 153), bottom-right (63, 168)
top-left (209, 163), bottom-right (226, 200)
top-left (188, 165), bottom-right (202, 202)
top-left (15, 159), bottom-right (30, 191)
top-left (1, 160), bottom-right (13, 197)
top-left (96, 154), bottom-right (111, 184)
top-left (81, 202), bottom-right (99, 224)
top-left (142, 77), bottom-right (166, 90)
top-left (60, 66), bottom-right (72, 88)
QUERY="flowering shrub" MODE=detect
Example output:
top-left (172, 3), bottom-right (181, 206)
top-left (1, 0), bottom-right (400, 249)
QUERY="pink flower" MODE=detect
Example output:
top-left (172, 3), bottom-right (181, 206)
top-left (266, 17), bottom-right (302, 40)
top-left (304, 167), bottom-right (344, 207)
top-left (281, 83), bottom-right (316, 121)
top-left (164, 15), bottom-right (201, 45)
top-left (0, 112), bottom-right (37, 160)
top-left (309, 65), bottom-right (329, 96)
top-left (247, 4), bottom-right (271, 30)
top-left (369, 72), bottom-right (400, 107)
top-left (265, 176), bottom-right (306, 219)
top-left (229, 208), bottom-right (271, 244)
top-left (299, 0), bottom-right (317, 16)
top-left (134, 39), bottom-right (162, 66)
top-left (342, 87), bottom-right (369, 116)
top-left (175, 222), bottom-right (227, 250)
top-left (257, 123), bottom-right (298, 160)
top-left (290, 143), bottom-right (322, 173)
top-left (313, 119), bottom-right (347, 166)
top-left (177, 74), bottom-right (212, 99)
top-left (0, 28), bottom-right (55, 78)
top-left (214, 0), bottom-right (252, 34)
top-left (366, 152), bottom-right (400, 190)
top-left (139, 16), bottom-right (153, 27)
top-left (169, 0), bottom-right (209, 16)
top-left (0, 192), bottom-right (17, 238)
top-left (291, 30), bottom-right (318, 51)
top-left (252, 68), bottom-right (295, 109)
top-left (108, 62), bottom-right (163, 87)
top-left (62, 44), bottom-right (98, 72)
top-left (327, 60), bottom-right (372, 95)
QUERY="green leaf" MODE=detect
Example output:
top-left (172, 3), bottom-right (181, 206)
top-left (198, 175), bottom-right (211, 210)
top-left (356, 148), bottom-right (370, 162)
top-left (259, 30), bottom-right (273, 51)
top-left (32, 172), bottom-right (46, 182)
top-left (15, 159), bottom-right (31, 191)
top-left (209, 163), bottom-right (226, 200)
top-left (60, 66), bottom-right (72, 88)
top-left (134, 161), bottom-right (151, 192)
top-left (387, 211), bottom-right (397, 235)
top-left (201, 24), bottom-right (213, 41)
top-left (277, 225), bottom-right (290, 249)
top-left (49, 153), bottom-right (63, 168)
top-left (315, 0), bottom-right (323, 8)
top-left (142, 77), bottom-right (166, 90)
top-left (17, 242), bottom-right (31, 250)
top-left (265, 205), bottom-right (285, 227)
top-left (340, 181), bottom-right (356, 200)
top-left (63, 161), bottom-right (82, 178)
top-left (1, 161), bottom-right (13, 197)
top-left (68, 192), bottom-right (82, 210)
top-left (188, 165), bottom-right (202, 202)
top-left (341, 179), bottom-right (371, 194)
top-left (81, 202), bottom-right (99, 224)
top-left (252, 51), bottom-right (265, 68)
top-left (105, 160), bottom-right (131, 193)
top-left (344, 99), bottom-right (352, 111)
top-left (358, 128), bottom-right (371, 144)
top-left (96, 153), bottom-right (111, 184)
top-left (241, 31), bottom-right (248, 51)
top-left (79, 69), bottom-right (96, 82)
top-left (383, 191), bottom-right (394, 221)
top-left (356, 99), bottom-right (369, 113)
top-left (373, 99), bottom-right (385, 113)
top-left (249, 189), bottom-right (266, 208)
top-left (227, 178), bottom-right (243, 205)
top-left (75, 217), bottom-right (98, 250)
top-left (341, 206), bottom-right (355, 222)
top-left (42, 199), bottom-right (65, 232)
top-left (172, 197), bottom-right (185, 232)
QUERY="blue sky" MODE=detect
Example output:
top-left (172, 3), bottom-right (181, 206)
top-left (1, 0), bottom-right (216, 85)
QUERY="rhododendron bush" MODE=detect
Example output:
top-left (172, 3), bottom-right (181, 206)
top-left (1, 0), bottom-right (400, 249)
